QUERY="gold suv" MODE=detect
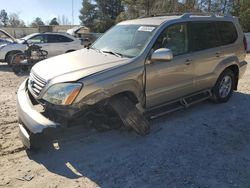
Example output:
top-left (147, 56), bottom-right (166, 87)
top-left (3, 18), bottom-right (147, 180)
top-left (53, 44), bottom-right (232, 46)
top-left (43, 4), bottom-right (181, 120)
top-left (17, 13), bottom-right (248, 149)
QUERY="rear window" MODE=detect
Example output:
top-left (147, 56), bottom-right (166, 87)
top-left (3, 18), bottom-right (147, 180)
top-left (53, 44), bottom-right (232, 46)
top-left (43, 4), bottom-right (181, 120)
top-left (189, 22), bottom-right (221, 51)
top-left (216, 21), bottom-right (238, 46)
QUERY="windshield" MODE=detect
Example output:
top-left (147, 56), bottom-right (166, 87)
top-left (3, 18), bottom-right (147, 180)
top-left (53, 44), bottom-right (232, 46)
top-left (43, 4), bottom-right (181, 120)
top-left (92, 24), bottom-right (157, 58)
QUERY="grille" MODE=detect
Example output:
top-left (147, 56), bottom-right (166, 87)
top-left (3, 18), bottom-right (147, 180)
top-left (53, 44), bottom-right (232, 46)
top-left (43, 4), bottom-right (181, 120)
top-left (28, 72), bottom-right (46, 97)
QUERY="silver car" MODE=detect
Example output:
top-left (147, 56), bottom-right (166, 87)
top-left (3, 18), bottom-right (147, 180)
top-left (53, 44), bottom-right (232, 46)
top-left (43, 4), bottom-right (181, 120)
top-left (0, 32), bottom-right (83, 65)
top-left (17, 13), bottom-right (248, 149)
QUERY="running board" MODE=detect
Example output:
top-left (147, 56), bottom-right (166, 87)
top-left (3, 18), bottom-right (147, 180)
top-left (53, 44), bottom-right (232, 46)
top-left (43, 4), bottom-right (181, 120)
top-left (182, 90), bottom-right (212, 108)
top-left (145, 90), bottom-right (212, 119)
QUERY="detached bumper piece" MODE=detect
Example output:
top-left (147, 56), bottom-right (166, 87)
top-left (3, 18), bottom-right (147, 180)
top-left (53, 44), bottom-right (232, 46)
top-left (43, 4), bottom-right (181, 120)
top-left (109, 95), bottom-right (150, 135)
top-left (17, 79), bottom-right (58, 149)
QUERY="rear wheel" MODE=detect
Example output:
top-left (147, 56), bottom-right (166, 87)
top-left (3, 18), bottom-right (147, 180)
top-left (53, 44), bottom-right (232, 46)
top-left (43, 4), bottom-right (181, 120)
top-left (211, 69), bottom-right (235, 103)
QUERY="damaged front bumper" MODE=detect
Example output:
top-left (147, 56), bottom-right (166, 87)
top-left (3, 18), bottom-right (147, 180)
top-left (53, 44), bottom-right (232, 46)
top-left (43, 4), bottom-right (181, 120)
top-left (17, 79), bottom-right (59, 148)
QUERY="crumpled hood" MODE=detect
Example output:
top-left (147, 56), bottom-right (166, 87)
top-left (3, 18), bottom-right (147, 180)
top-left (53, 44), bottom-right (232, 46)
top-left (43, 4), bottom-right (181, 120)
top-left (32, 48), bottom-right (130, 82)
top-left (0, 29), bottom-right (16, 43)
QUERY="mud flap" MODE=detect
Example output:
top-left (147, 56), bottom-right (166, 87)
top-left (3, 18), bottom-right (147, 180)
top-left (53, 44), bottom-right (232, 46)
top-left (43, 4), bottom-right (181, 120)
top-left (109, 95), bottom-right (150, 135)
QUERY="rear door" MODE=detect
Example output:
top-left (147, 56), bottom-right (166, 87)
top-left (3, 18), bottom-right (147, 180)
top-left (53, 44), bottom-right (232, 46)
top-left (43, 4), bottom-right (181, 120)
top-left (46, 34), bottom-right (74, 57)
top-left (146, 23), bottom-right (194, 108)
top-left (188, 21), bottom-right (224, 91)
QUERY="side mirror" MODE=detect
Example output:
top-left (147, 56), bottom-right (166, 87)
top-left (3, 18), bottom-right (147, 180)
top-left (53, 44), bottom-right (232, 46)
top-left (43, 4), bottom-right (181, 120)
top-left (151, 48), bottom-right (173, 62)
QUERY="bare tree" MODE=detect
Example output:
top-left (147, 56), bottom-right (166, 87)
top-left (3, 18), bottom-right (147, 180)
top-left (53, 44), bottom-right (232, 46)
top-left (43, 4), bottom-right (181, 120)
top-left (0, 9), bottom-right (8, 26)
top-left (8, 13), bottom-right (25, 27)
top-left (30, 17), bottom-right (45, 28)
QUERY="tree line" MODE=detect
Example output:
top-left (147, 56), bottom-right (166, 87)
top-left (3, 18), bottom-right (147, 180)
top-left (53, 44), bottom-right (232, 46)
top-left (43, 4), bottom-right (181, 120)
top-left (1, 1), bottom-right (249, 32)
top-left (79, 0), bottom-right (250, 32)
top-left (0, 9), bottom-right (66, 28)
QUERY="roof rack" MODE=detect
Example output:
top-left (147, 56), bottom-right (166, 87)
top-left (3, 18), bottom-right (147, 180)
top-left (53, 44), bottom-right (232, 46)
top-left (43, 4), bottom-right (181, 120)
top-left (139, 12), bottom-right (234, 19)
top-left (181, 12), bottom-right (234, 18)
top-left (139, 12), bottom-right (183, 19)
top-left (181, 12), bottom-right (216, 18)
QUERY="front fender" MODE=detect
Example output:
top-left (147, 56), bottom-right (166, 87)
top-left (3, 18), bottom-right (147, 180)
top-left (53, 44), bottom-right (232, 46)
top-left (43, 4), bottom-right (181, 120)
top-left (73, 57), bottom-right (145, 108)
top-left (75, 79), bottom-right (143, 107)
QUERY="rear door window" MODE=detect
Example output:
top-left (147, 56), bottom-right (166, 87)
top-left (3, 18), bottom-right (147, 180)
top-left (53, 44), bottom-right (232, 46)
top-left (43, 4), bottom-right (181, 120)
top-left (216, 21), bottom-right (238, 45)
top-left (47, 34), bottom-right (73, 43)
top-left (189, 22), bottom-right (221, 51)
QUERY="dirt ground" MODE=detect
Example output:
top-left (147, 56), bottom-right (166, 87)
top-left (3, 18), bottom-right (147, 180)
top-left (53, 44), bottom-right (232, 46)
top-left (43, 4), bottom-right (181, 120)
top-left (0, 55), bottom-right (250, 188)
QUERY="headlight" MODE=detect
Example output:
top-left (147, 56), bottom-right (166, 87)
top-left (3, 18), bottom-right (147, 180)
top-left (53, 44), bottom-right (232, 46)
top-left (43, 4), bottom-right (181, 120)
top-left (42, 83), bottom-right (82, 105)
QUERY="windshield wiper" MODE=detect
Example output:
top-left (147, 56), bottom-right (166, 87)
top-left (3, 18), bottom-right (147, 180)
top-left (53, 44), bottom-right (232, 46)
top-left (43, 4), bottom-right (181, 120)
top-left (101, 50), bottom-right (123, 58)
top-left (89, 46), bottom-right (100, 52)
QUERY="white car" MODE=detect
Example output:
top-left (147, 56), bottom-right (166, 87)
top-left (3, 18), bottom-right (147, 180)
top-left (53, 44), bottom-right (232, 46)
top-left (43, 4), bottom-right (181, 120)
top-left (0, 32), bottom-right (84, 64)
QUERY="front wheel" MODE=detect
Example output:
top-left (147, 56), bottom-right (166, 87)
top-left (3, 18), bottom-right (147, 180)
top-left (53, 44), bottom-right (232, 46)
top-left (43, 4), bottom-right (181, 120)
top-left (211, 69), bottom-right (235, 103)
top-left (11, 53), bottom-right (26, 74)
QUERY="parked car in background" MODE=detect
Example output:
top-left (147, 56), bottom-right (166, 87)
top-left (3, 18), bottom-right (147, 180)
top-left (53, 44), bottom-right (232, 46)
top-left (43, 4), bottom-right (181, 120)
top-left (66, 26), bottom-right (90, 37)
top-left (17, 13), bottom-right (248, 149)
top-left (67, 26), bottom-right (102, 47)
top-left (0, 32), bottom-right (84, 64)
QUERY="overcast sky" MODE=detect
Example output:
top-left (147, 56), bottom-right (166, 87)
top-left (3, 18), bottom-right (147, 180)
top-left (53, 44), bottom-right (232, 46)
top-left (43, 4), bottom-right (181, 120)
top-left (1, 0), bottom-right (82, 25)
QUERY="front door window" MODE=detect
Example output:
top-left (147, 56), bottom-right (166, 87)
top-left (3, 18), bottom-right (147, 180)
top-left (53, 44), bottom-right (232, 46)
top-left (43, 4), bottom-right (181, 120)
top-left (153, 23), bottom-right (188, 56)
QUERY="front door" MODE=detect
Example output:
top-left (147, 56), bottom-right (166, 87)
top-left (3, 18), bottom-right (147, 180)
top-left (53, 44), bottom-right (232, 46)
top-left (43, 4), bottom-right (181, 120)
top-left (27, 34), bottom-right (50, 55)
top-left (146, 23), bottom-right (194, 108)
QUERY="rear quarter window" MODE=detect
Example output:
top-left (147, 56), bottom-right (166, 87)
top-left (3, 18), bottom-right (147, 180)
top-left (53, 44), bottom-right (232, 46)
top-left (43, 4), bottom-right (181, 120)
top-left (216, 21), bottom-right (238, 46)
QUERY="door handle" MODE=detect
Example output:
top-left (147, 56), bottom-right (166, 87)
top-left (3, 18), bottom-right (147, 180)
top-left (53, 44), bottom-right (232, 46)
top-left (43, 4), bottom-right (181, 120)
top-left (185, 59), bottom-right (192, 65)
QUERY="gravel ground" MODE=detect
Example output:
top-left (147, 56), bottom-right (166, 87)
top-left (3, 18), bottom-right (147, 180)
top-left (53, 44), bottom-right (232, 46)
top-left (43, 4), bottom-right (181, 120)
top-left (0, 55), bottom-right (250, 188)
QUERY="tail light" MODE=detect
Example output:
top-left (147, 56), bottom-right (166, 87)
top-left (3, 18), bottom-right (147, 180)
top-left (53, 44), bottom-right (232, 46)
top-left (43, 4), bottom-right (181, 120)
top-left (243, 35), bottom-right (247, 51)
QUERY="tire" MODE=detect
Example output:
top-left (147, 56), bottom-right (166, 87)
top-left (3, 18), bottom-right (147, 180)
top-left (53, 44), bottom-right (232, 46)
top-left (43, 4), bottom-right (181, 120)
top-left (109, 95), bottom-right (150, 135)
top-left (6, 54), bottom-right (14, 66)
top-left (6, 51), bottom-right (21, 66)
top-left (211, 69), bottom-right (235, 103)
top-left (11, 53), bottom-right (25, 74)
